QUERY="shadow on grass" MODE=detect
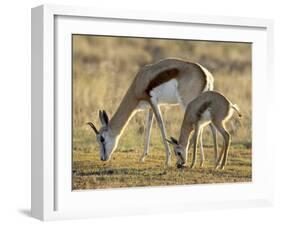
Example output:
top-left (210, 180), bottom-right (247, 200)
top-left (74, 167), bottom-right (168, 177)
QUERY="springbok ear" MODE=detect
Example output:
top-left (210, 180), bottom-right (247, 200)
top-left (170, 136), bottom-right (179, 145)
top-left (87, 122), bottom-right (99, 135)
top-left (99, 110), bottom-right (109, 126)
top-left (102, 110), bottom-right (109, 125)
top-left (99, 110), bottom-right (103, 124)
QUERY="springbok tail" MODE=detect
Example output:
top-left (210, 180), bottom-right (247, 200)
top-left (232, 104), bottom-right (242, 118)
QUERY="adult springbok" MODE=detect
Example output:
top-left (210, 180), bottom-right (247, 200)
top-left (167, 91), bottom-right (242, 170)
top-left (87, 58), bottom-right (217, 166)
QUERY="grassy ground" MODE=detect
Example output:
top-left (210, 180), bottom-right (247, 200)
top-left (73, 145), bottom-right (251, 190)
top-left (72, 35), bottom-right (252, 190)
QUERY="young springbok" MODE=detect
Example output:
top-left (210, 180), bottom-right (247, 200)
top-left (87, 58), bottom-right (217, 167)
top-left (167, 91), bottom-right (242, 170)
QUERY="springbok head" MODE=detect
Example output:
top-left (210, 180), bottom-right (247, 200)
top-left (166, 137), bottom-right (187, 168)
top-left (87, 110), bottom-right (117, 161)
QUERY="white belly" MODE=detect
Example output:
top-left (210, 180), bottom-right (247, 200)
top-left (151, 79), bottom-right (182, 105)
top-left (137, 79), bottom-right (182, 110)
top-left (198, 109), bottom-right (212, 127)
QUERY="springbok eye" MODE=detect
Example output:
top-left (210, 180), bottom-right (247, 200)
top-left (177, 152), bottom-right (181, 156)
top-left (100, 136), bottom-right (105, 143)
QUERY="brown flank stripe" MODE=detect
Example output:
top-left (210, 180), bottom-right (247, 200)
top-left (145, 68), bottom-right (179, 96)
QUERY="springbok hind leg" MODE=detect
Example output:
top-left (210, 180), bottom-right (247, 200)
top-left (148, 98), bottom-right (171, 167)
top-left (220, 129), bottom-right (231, 170)
top-left (140, 108), bottom-right (154, 162)
top-left (215, 140), bottom-right (224, 169)
top-left (214, 122), bottom-right (231, 170)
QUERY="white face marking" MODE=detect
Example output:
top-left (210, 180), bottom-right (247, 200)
top-left (97, 127), bottom-right (117, 161)
top-left (173, 145), bottom-right (186, 166)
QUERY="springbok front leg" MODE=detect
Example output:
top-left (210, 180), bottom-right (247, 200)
top-left (188, 128), bottom-right (204, 167)
top-left (148, 98), bottom-right (171, 167)
top-left (140, 108), bottom-right (154, 162)
top-left (191, 124), bottom-right (217, 168)
top-left (188, 123), bottom-right (218, 168)
top-left (191, 124), bottom-right (200, 169)
top-left (198, 127), bottom-right (205, 167)
top-left (209, 123), bottom-right (218, 165)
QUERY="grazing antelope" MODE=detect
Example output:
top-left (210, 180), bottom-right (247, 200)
top-left (87, 58), bottom-right (217, 167)
top-left (167, 91), bottom-right (242, 170)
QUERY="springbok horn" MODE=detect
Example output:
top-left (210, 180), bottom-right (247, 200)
top-left (87, 122), bottom-right (99, 134)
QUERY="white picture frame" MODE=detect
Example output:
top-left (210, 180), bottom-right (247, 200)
top-left (31, 4), bottom-right (274, 221)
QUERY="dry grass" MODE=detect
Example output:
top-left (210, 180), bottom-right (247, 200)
top-left (73, 147), bottom-right (251, 190)
top-left (72, 35), bottom-right (252, 190)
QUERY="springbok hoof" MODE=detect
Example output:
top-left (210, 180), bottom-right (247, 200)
top-left (190, 164), bottom-right (195, 169)
top-left (220, 165), bottom-right (225, 170)
top-left (165, 159), bottom-right (172, 167)
top-left (177, 163), bottom-right (184, 169)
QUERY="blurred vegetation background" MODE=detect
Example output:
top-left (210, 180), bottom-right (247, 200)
top-left (73, 35), bottom-right (251, 153)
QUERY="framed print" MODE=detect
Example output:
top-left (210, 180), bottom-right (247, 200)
top-left (31, 4), bottom-right (274, 221)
